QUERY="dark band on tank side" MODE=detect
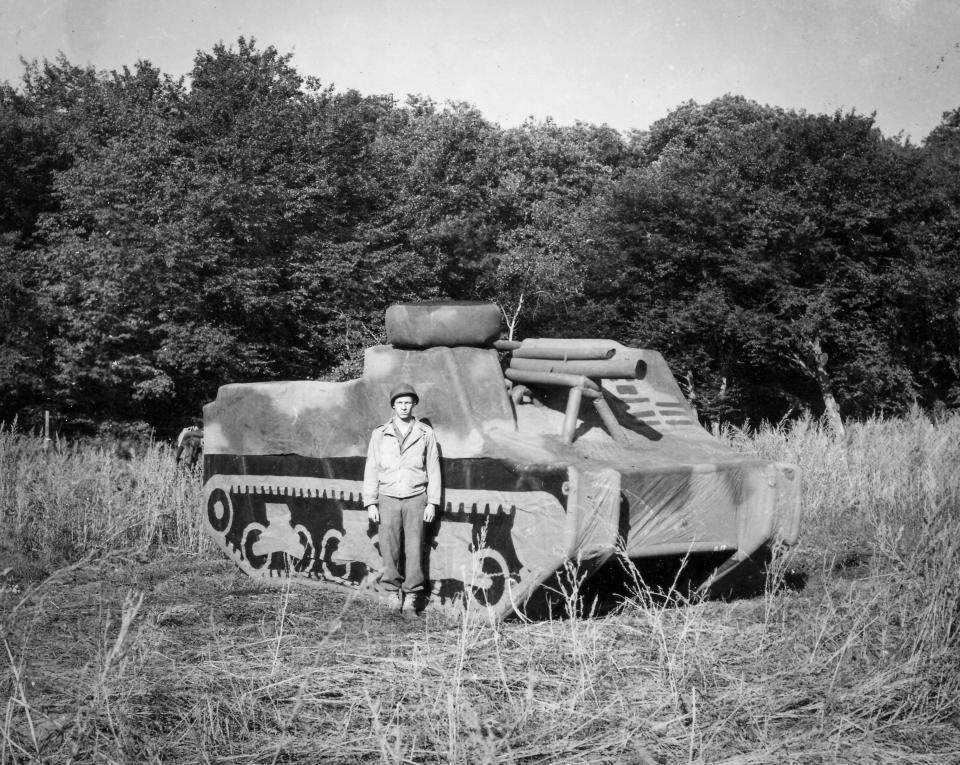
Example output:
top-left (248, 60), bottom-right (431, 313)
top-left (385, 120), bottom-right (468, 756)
top-left (204, 454), bottom-right (568, 497)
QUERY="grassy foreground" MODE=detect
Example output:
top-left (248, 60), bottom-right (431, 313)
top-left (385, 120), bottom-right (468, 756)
top-left (1, 414), bottom-right (959, 763)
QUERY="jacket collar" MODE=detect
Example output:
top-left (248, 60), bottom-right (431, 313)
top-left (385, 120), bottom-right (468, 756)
top-left (383, 415), bottom-right (420, 430)
top-left (382, 417), bottom-right (426, 440)
top-left (383, 417), bottom-right (425, 450)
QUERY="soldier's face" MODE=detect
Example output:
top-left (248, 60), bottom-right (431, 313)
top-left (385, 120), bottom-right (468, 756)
top-left (392, 396), bottom-right (416, 420)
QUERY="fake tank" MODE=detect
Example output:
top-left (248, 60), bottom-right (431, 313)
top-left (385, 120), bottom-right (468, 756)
top-left (202, 302), bottom-right (801, 619)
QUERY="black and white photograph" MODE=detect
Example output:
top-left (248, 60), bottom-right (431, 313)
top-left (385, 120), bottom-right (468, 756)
top-left (1, 1), bottom-right (959, 762)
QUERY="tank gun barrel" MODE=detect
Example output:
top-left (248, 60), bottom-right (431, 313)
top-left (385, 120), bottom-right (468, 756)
top-left (509, 355), bottom-right (645, 379)
top-left (512, 344), bottom-right (616, 361)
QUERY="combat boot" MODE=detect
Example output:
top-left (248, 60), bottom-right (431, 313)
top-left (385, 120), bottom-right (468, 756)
top-left (400, 591), bottom-right (419, 618)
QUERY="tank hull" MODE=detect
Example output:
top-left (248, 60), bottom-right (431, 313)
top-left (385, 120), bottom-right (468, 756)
top-left (202, 450), bottom-right (799, 618)
top-left (201, 314), bottom-right (802, 620)
top-left (203, 454), bottom-right (622, 619)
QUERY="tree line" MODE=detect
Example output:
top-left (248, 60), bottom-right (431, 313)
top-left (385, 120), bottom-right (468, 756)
top-left (2, 38), bottom-right (959, 436)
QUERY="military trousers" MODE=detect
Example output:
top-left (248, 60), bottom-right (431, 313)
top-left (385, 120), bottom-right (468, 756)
top-left (378, 493), bottom-right (426, 593)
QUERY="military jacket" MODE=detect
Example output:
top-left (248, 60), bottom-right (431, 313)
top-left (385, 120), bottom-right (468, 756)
top-left (362, 418), bottom-right (441, 506)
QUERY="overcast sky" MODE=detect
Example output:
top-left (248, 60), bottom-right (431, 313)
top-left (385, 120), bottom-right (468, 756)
top-left (2, 0), bottom-right (959, 142)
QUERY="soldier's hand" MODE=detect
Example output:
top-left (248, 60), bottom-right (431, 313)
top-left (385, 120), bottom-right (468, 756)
top-left (367, 505), bottom-right (379, 523)
top-left (423, 503), bottom-right (436, 523)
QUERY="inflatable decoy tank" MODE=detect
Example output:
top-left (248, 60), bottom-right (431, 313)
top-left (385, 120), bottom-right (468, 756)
top-left (202, 302), bottom-right (801, 619)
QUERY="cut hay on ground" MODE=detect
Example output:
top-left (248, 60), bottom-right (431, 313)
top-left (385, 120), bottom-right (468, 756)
top-left (2, 414), bottom-right (959, 763)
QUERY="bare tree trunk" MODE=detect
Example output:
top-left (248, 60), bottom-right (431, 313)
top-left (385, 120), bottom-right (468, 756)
top-left (683, 370), bottom-right (698, 416)
top-left (808, 336), bottom-right (845, 436)
top-left (500, 294), bottom-right (525, 341)
top-left (788, 335), bottom-right (845, 436)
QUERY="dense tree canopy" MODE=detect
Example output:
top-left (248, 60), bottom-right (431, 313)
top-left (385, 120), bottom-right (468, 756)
top-left (1, 40), bottom-right (959, 435)
top-left (584, 97), bottom-right (959, 421)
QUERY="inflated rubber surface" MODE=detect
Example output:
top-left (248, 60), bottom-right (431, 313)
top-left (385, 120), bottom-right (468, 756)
top-left (386, 301), bottom-right (502, 348)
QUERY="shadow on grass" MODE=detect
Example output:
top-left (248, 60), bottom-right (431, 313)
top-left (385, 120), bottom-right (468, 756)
top-left (518, 548), bottom-right (810, 620)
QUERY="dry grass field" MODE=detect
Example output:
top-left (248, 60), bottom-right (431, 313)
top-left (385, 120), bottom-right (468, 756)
top-left (1, 413), bottom-right (959, 763)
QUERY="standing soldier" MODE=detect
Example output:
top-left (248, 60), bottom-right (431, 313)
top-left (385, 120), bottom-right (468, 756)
top-left (363, 384), bottom-right (440, 616)
top-left (176, 421), bottom-right (203, 468)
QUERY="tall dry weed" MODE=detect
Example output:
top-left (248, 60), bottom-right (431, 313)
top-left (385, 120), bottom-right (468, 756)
top-left (1, 413), bottom-right (959, 763)
top-left (0, 426), bottom-right (206, 566)
top-left (719, 411), bottom-right (960, 748)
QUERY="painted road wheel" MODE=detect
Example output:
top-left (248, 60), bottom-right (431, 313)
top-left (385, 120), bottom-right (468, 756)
top-left (470, 549), bottom-right (510, 608)
top-left (291, 529), bottom-right (314, 573)
top-left (207, 488), bottom-right (232, 534)
top-left (242, 527), bottom-right (268, 570)
top-left (319, 529), bottom-right (350, 583)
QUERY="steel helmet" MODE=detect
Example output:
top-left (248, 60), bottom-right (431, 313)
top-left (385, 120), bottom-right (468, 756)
top-left (389, 383), bottom-right (419, 406)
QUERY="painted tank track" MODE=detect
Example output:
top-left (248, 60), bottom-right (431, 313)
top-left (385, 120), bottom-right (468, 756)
top-left (203, 473), bottom-right (567, 613)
